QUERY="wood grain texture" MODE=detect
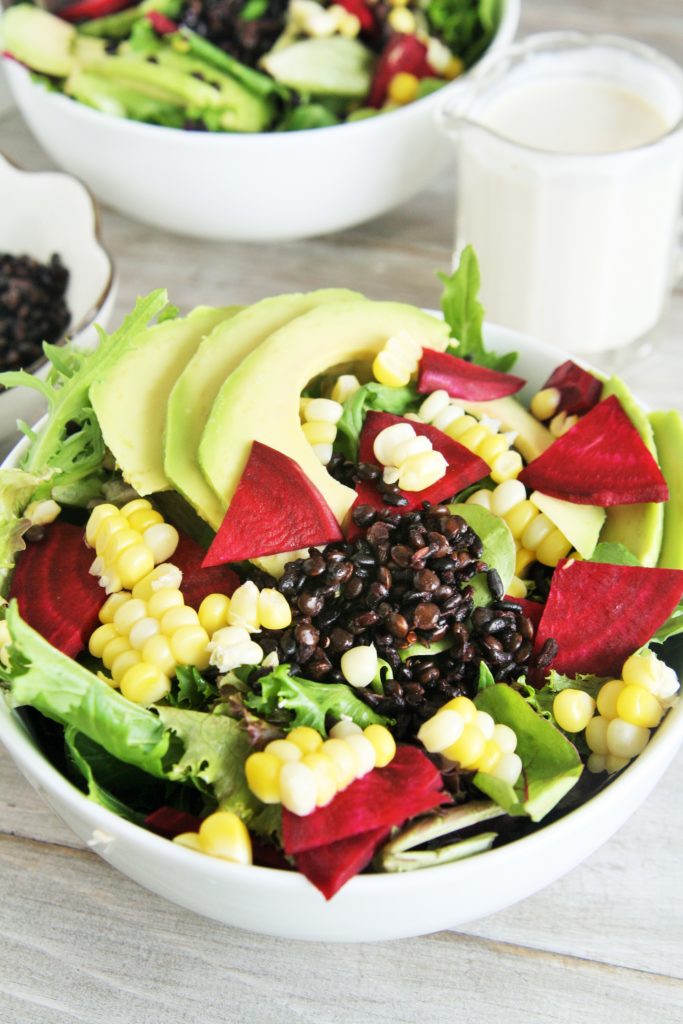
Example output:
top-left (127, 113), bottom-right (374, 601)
top-left (1, 2), bottom-right (682, 1020)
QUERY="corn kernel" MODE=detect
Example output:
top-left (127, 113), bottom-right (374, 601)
top-left (198, 811), bottom-right (252, 865)
top-left (491, 450), bottom-right (523, 483)
top-left (302, 420), bottom-right (337, 445)
top-left (441, 695), bottom-right (477, 722)
top-left (474, 739), bottom-right (502, 774)
top-left (198, 592), bottom-right (231, 634)
top-left (383, 466), bottom-right (401, 485)
top-left (553, 689), bottom-right (596, 732)
top-left (341, 643), bottom-right (378, 688)
top-left (444, 55), bottom-right (464, 80)
top-left (143, 523), bottom-right (179, 564)
top-left (536, 529), bottom-right (573, 567)
top-left (111, 648), bottom-right (142, 684)
top-left (398, 450), bottom-right (448, 491)
top-left (101, 527), bottom-right (140, 567)
top-left (141, 633), bottom-right (176, 676)
top-left (587, 752), bottom-right (607, 774)
top-left (208, 636), bottom-right (263, 673)
top-left (490, 479), bottom-right (527, 518)
top-left (585, 715), bottom-right (610, 755)
top-left (504, 500), bottom-right (537, 540)
top-left (466, 489), bottom-right (493, 510)
top-left (227, 580), bottom-right (260, 632)
top-left (101, 635), bottom-right (130, 669)
top-left (616, 685), bottom-right (663, 729)
top-left (506, 576), bottom-right (527, 598)
top-left (530, 387), bottom-right (561, 421)
top-left (515, 547), bottom-right (537, 577)
top-left (373, 423), bottom-right (415, 465)
top-left (147, 587), bottom-right (185, 620)
top-left (265, 739), bottom-right (302, 763)
top-left (304, 398), bottom-right (344, 424)
top-left (174, 832), bottom-right (203, 851)
top-left (132, 563), bottom-right (183, 600)
top-left (387, 69), bottom-right (419, 104)
top-left (521, 513), bottom-right (556, 553)
top-left (279, 762), bottom-right (318, 816)
top-left (85, 503), bottom-right (119, 546)
top-left (301, 752), bottom-right (338, 807)
top-left (311, 443), bottom-right (333, 465)
top-left (457, 424), bottom-right (490, 453)
top-left (288, 726), bottom-right (323, 754)
top-left (605, 753), bottom-right (631, 774)
top-left (622, 650), bottom-right (678, 705)
top-left (160, 605), bottom-right (200, 634)
top-left (388, 8), bottom-right (416, 32)
top-left (113, 597), bottom-right (148, 634)
top-left (257, 588), bottom-right (292, 631)
top-left (25, 499), bottom-right (60, 526)
top-left (373, 349), bottom-right (413, 388)
top-left (170, 625), bottom-right (210, 669)
top-left (419, 390), bottom-right (450, 423)
top-left (117, 544), bottom-right (156, 590)
top-left (488, 751), bottom-right (523, 786)
top-left (320, 738), bottom-right (356, 789)
top-left (443, 724), bottom-right (485, 768)
top-left (88, 623), bottom-right (120, 659)
top-left (386, 331), bottom-right (422, 363)
top-left (474, 710), bottom-right (495, 740)
top-left (392, 434), bottom-right (432, 466)
top-left (120, 660), bottom-right (170, 704)
top-left (127, 508), bottom-right (164, 533)
top-left (128, 615), bottom-right (161, 651)
top-left (344, 733), bottom-right (376, 777)
top-left (330, 374), bottom-right (360, 404)
top-left (492, 723), bottom-right (517, 754)
top-left (329, 720), bottom-right (363, 740)
top-left (98, 591), bottom-right (131, 624)
top-left (363, 724), bottom-right (396, 768)
top-left (433, 405), bottom-right (464, 432)
top-left (550, 412), bottom-right (578, 438)
top-left (606, 718), bottom-right (650, 759)
top-left (597, 679), bottom-right (625, 720)
top-left (119, 498), bottom-right (153, 517)
top-left (94, 515), bottom-right (128, 556)
top-left (478, 433), bottom-right (510, 465)
top-left (245, 751), bottom-right (282, 804)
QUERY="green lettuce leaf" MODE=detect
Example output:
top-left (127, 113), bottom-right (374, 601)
top-left (474, 684), bottom-right (583, 821)
top-left (167, 665), bottom-right (218, 710)
top-left (589, 542), bottom-right (641, 567)
top-left (649, 601), bottom-right (683, 645)
top-left (64, 726), bottom-right (147, 824)
top-left (245, 663), bottom-right (390, 735)
top-left (477, 661), bottom-right (496, 692)
top-left (0, 468), bottom-right (52, 596)
top-left (438, 245), bottom-right (517, 371)
top-left (335, 382), bottom-right (419, 462)
top-left (448, 502), bottom-right (516, 605)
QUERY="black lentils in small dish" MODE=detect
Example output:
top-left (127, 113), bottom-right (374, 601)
top-left (0, 252), bottom-right (70, 371)
top-left (255, 502), bottom-right (552, 742)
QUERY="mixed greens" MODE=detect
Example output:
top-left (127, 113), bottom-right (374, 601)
top-left (0, 249), bottom-right (681, 900)
top-left (0, 0), bottom-right (501, 131)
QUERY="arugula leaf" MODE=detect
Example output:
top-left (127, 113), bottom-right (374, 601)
top-left (438, 246), bottom-right (517, 372)
top-left (167, 665), bottom-right (218, 710)
top-left (335, 382), bottom-right (419, 462)
top-left (474, 684), bottom-right (583, 821)
top-left (245, 664), bottom-right (391, 735)
top-left (448, 502), bottom-right (516, 605)
top-left (589, 542), bottom-right (641, 567)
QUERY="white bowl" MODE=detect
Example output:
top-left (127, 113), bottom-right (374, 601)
top-left (2, 2), bottom-right (519, 242)
top-left (0, 320), bottom-right (680, 942)
top-left (0, 152), bottom-right (116, 448)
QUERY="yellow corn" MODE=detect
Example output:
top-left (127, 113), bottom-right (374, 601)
top-left (442, 695), bottom-right (477, 722)
top-left (530, 387), bottom-right (561, 422)
top-left (304, 398), bottom-right (343, 424)
top-left (490, 450), bottom-right (523, 483)
top-left (127, 508), bottom-right (164, 533)
top-left (119, 498), bottom-right (153, 517)
top-left (85, 503), bottom-right (119, 546)
top-left (444, 56), bottom-right (464, 80)
top-left (198, 811), bottom-right (252, 865)
top-left (111, 648), bottom-right (142, 684)
top-left (198, 592), bottom-right (231, 635)
top-left (417, 709), bottom-right (464, 753)
top-left (132, 563), bottom-right (183, 600)
top-left (169, 624), bottom-right (210, 669)
top-left (147, 587), bottom-right (185, 620)
top-left (279, 762), bottom-right (318, 816)
top-left (98, 591), bottom-right (131, 624)
top-left (301, 752), bottom-right (338, 807)
top-left (119, 660), bottom-right (170, 704)
top-left (94, 514), bottom-right (128, 555)
top-left (473, 739), bottom-right (502, 774)
top-left (288, 726), bottom-right (323, 755)
top-left (515, 547), bottom-right (537, 578)
top-left (143, 523), bottom-right (179, 564)
top-left (88, 623), bottom-right (120, 659)
top-left (457, 424), bottom-right (490, 453)
top-left (117, 544), bottom-right (156, 590)
top-left (330, 374), bottom-right (360, 404)
top-left (160, 605), bottom-right (200, 634)
top-left (398, 450), bottom-right (448, 491)
top-left (443, 723), bottom-right (486, 768)
top-left (227, 581), bottom-right (260, 632)
top-left (373, 349), bottom-right (412, 388)
top-left (616, 685), bottom-right (663, 729)
top-left (265, 739), bottom-right (302, 763)
top-left (301, 421), bottom-right (337, 447)
top-left (363, 724), bottom-right (396, 768)
top-left (445, 414), bottom-right (478, 440)
top-left (552, 689), bottom-right (596, 732)
top-left (113, 597), bottom-right (148, 634)
top-left (245, 751), bottom-right (282, 804)
top-left (141, 633), bottom-right (177, 676)
top-left (477, 433), bottom-right (509, 464)
top-left (174, 832), bottom-right (202, 851)
top-left (101, 635), bottom-right (130, 669)
top-left (550, 412), bottom-right (579, 438)
top-left (596, 679), bottom-right (625, 720)
top-left (128, 616), bottom-right (160, 651)
top-left (320, 738), bottom-right (356, 789)
top-left (387, 69), bottom-right (419, 104)
top-left (257, 588), bottom-right (292, 631)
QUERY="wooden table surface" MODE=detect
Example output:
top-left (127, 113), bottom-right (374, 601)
top-left (1, 3), bottom-right (682, 1022)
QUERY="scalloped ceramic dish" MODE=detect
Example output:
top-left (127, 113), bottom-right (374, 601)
top-left (0, 320), bottom-right (681, 942)
top-left (0, 152), bottom-right (116, 448)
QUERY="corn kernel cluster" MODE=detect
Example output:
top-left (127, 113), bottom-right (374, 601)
top-left (299, 396), bottom-right (344, 466)
top-left (373, 330), bottom-right (423, 388)
top-left (89, 576), bottom-right (291, 705)
top-left (245, 722), bottom-right (397, 816)
top-left (553, 650), bottom-right (679, 774)
top-left (372, 421), bottom-right (448, 492)
top-left (415, 390), bottom-right (523, 484)
top-left (86, 499), bottom-right (180, 594)
top-left (417, 695), bottom-right (522, 785)
top-left (530, 387), bottom-right (579, 437)
top-left (289, 0), bottom-right (361, 41)
top-left (174, 810), bottom-right (252, 865)
top-left (467, 478), bottom-right (573, 587)
top-left (330, 373), bottom-right (361, 405)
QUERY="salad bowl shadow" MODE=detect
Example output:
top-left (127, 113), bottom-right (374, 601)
top-left (0, 321), bottom-right (681, 943)
top-left (1, 2), bottom-right (519, 243)
top-left (0, 152), bottom-right (116, 451)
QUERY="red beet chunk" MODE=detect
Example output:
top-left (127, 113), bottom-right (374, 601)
top-left (59, 0), bottom-right (132, 22)
top-left (294, 826), bottom-right (390, 901)
top-left (146, 10), bottom-right (178, 34)
top-left (542, 360), bottom-right (602, 417)
top-left (202, 442), bottom-right (344, 566)
top-left (534, 559), bottom-right (683, 678)
top-left (519, 395), bottom-right (669, 506)
top-left (173, 533), bottom-right (239, 607)
top-left (282, 745), bottom-right (449, 855)
top-left (144, 806), bottom-right (202, 840)
top-left (369, 34), bottom-right (433, 107)
top-left (353, 411), bottom-right (489, 517)
top-left (418, 349), bottom-right (526, 401)
top-left (9, 520), bottom-right (103, 658)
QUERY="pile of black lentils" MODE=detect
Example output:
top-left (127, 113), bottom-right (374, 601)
top-left (0, 253), bottom-right (70, 371)
top-left (255, 499), bottom-right (558, 741)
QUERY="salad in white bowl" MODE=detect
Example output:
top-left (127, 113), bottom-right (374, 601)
top-left (0, 249), bottom-right (681, 938)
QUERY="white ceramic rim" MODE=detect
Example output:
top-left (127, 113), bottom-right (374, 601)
top-left (0, 318), bottom-right (681, 905)
top-left (0, 0), bottom-right (519, 144)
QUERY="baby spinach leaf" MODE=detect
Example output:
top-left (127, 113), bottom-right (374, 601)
top-left (448, 502), bottom-right (515, 605)
top-left (589, 542), bottom-right (641, 567)
top-left (477, 661), bottom-right (496, 692)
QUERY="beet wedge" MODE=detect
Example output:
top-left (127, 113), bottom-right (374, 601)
top-left (519, 395), bottom-right (669, 506)
top-left (354, 411), bottom-right (489, 516)
top-left (9, 520), bottom-right (103, 658)
top-left (534, 558), bottom-right (683, 678)
top-left (203, 441), bottom-right (344, 566)
top-left (541, 360), bottom-right (602, 417)
top-left (282, 744), bottom-right (449, 855)
top-left (418, 348), bottom-right (526, 401)
top-left (173, 533), bottom-right (239, 606)
top-left (294, 826), bottom-right (390, 901)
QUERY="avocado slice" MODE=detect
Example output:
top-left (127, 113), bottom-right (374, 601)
top-left (198, 300), bottom-right (451, 528)
top-left (90, 305), bottom-right (236, 497)
top-left (1, 5), bottom-right (76, 77)
top-left (529, 491), bottom-right (605, 559)
top-left (458, 396), bottom-right (554, 463)
top-left (164, 290), bottom-right (361, 529)
top-left (649, 410), bottom-right (683, 569)
top-left (598, 376), bottom-right (664, 567)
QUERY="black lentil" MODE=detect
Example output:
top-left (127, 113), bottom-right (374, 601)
top-left (0, 252), bottom-right (70, 371)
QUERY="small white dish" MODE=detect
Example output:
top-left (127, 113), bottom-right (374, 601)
top-left (0, 320), bottom-right (680, 942)
top-left (0, 152), bottom-right (116, 448)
